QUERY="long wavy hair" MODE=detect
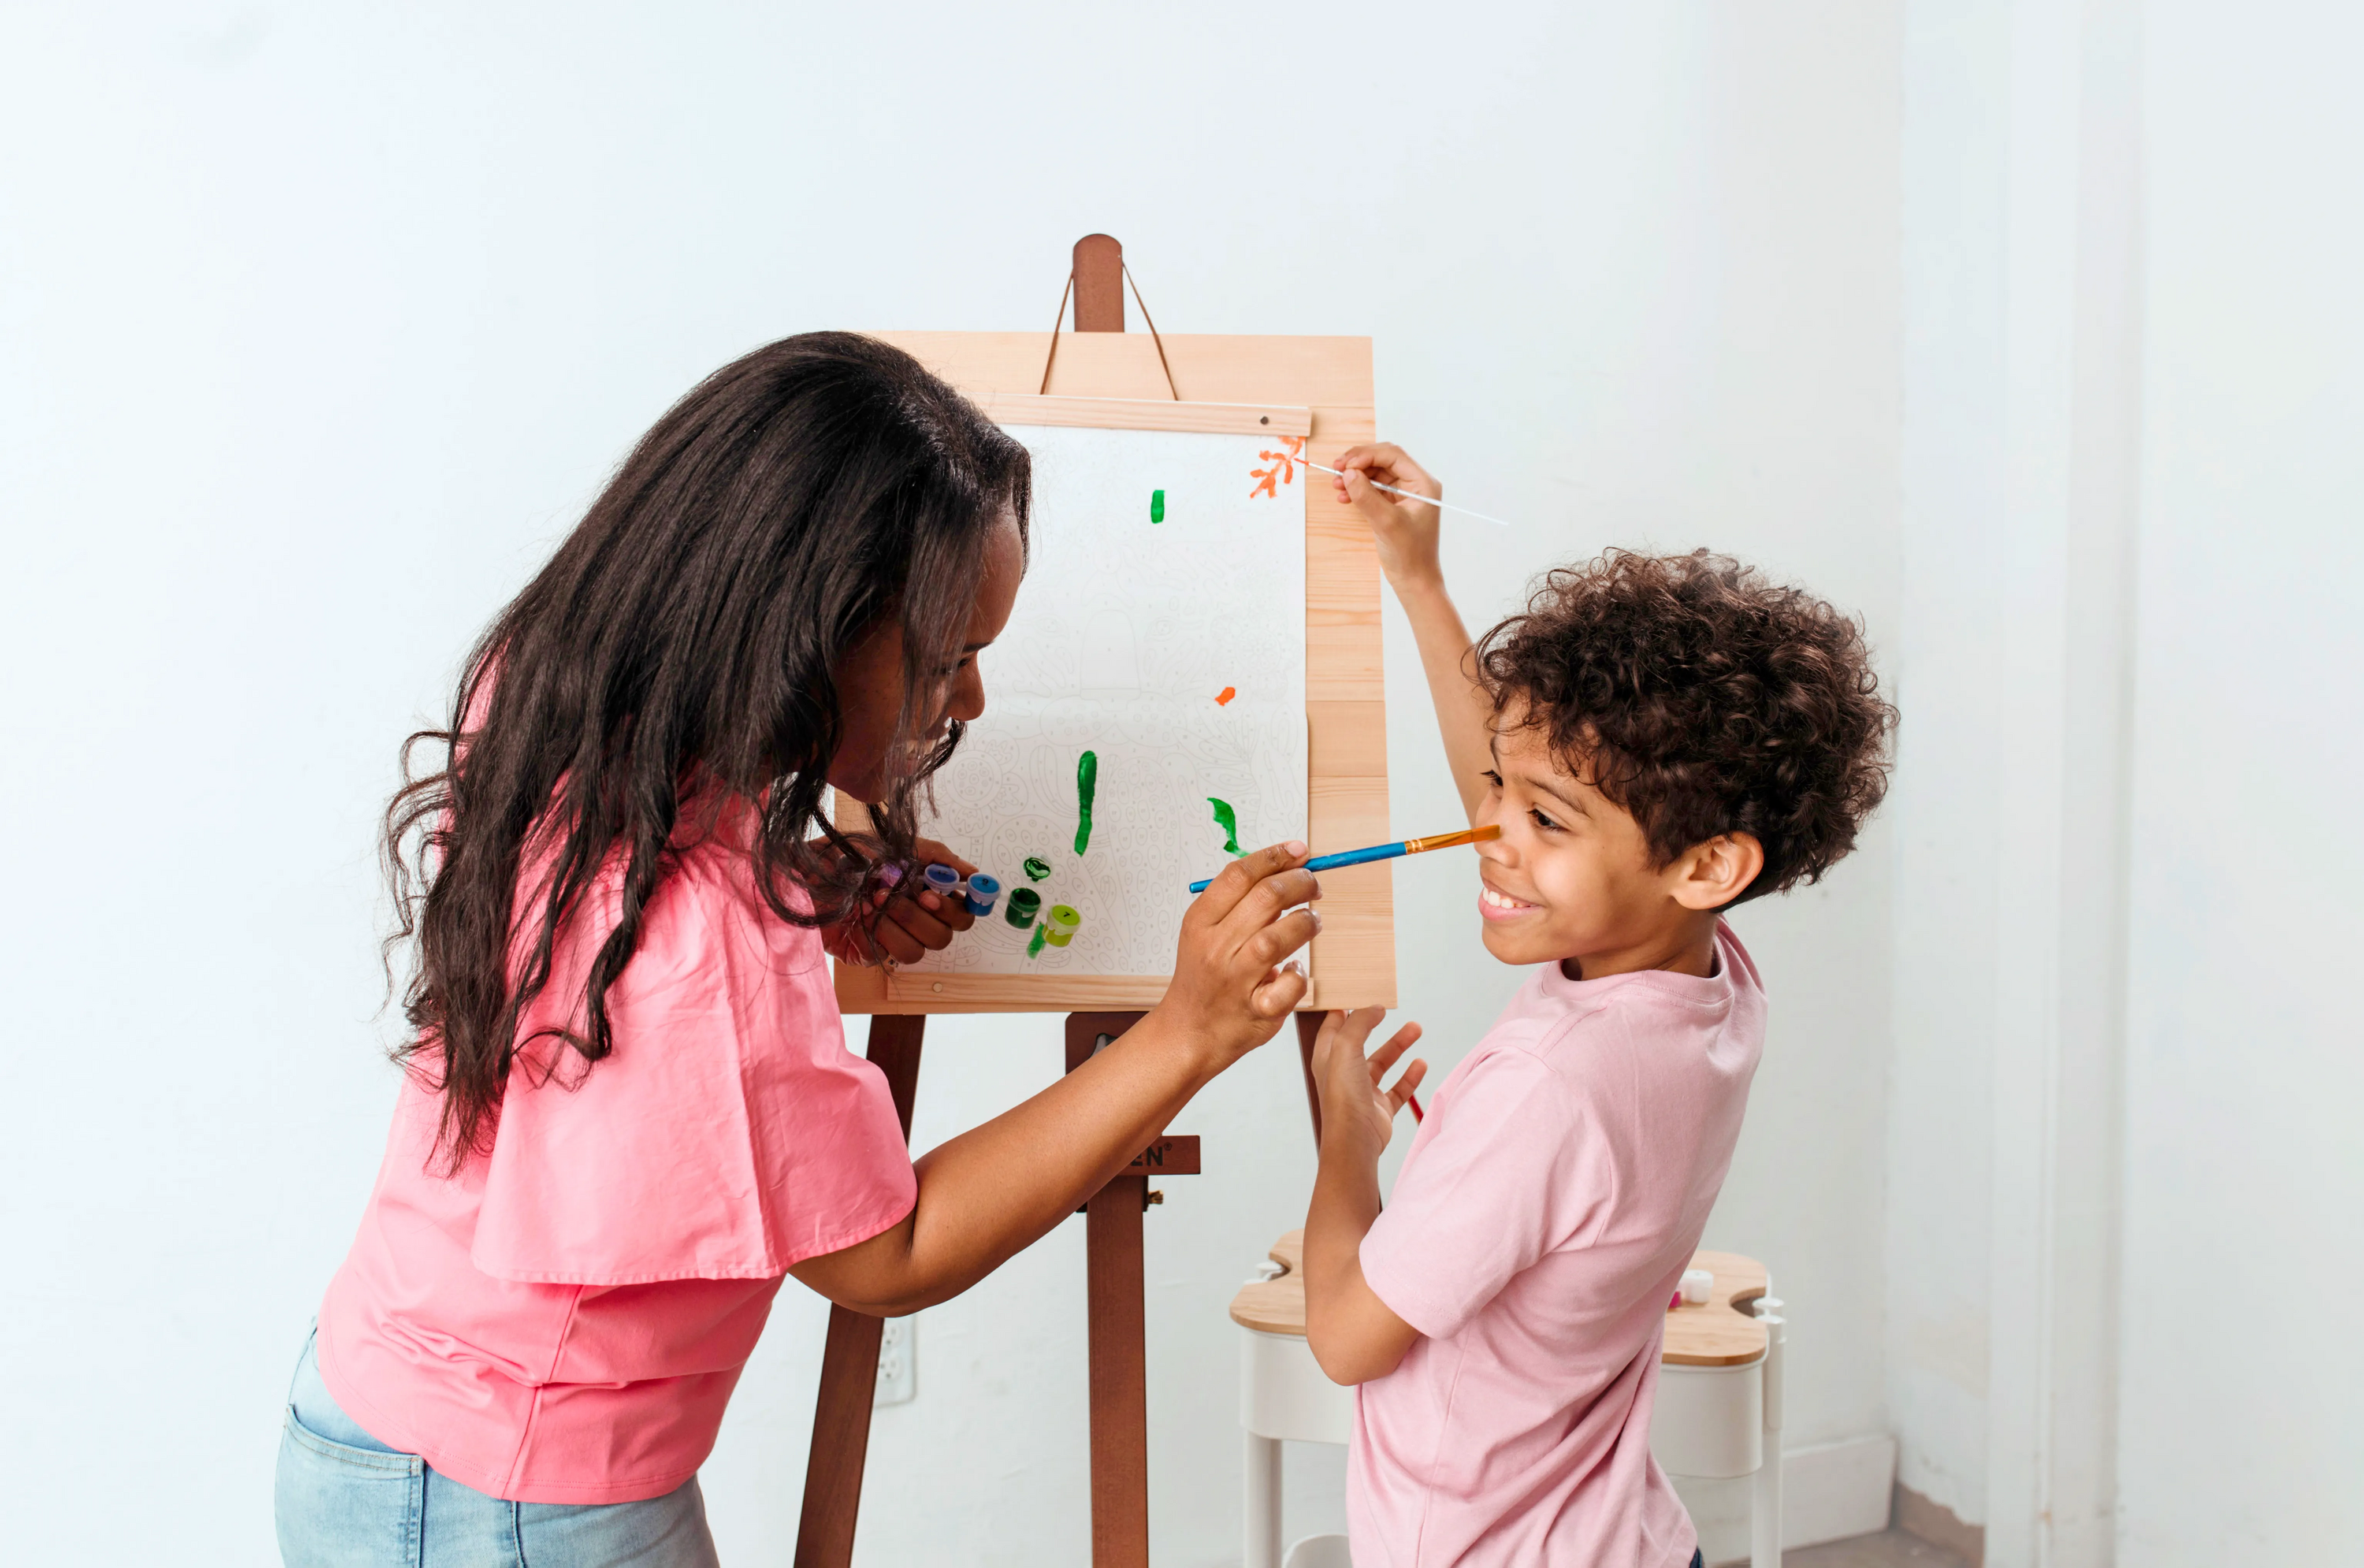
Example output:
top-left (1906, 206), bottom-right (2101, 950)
top-left (384, 332), bottom-right (1030, 1168)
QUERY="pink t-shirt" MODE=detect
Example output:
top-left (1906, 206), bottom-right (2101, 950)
top-left (317, 808), bottom-right (916, 1504)
top-left (1352, 920), bottom-right (1765, 1566)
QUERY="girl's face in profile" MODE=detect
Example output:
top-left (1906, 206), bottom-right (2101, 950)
top-left (827, 516), bottom-right (1024, 802)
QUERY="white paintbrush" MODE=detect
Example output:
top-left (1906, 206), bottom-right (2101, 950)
top-left (1301, 458), bottom-right (1514, 528)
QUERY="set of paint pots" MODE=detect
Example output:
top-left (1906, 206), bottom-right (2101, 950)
top-left (916, 863), bottom-right (1007, 920)
top-left (906, 863), bottom-right (1080, 956)
top-left (1000, 885), bottom-right (1082, 953)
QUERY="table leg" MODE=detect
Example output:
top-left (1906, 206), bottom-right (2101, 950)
top-left (793, 1015), bottom-right (924, 1568)
top-left (1244, 1431), bottom-right (1282, 1568)
top-left (1750, 1297), bottom-right (1787, 1568)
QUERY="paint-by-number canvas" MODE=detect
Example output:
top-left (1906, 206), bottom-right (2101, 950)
top-left (909, 422), bottom-right (1309, 978)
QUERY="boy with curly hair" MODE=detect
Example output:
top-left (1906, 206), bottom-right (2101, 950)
top-left (1302, 444), bottom-right (1895, 1567)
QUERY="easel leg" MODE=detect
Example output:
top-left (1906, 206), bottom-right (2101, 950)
top-left (1295, 1011), bottom-right (1325, 1149)
top-left (1067, 1013), bottom-right (1151, 1568)
top-left (794, 1014), bottom-right (924, 1568)
top-left (1086, 1172), bottom-right (1150, 1565)
top-left (796, 1307), bottom-right (886, 1568)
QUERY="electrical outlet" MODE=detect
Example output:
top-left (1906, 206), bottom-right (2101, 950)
top-left (874, 1315), bottom-right (915, 1407)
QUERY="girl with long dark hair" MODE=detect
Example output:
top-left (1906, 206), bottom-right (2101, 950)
top-left (274, 333), bottom-right (1320, 1565)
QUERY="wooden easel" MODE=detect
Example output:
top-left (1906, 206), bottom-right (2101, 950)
top-left (794, 236), bottom-right (1388, 1567)
top-left (794, 1009), bottom-right (1191, 1567)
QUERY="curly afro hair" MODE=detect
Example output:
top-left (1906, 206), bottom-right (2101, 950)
top-left (1473, 549), bottom-right (1895, 904)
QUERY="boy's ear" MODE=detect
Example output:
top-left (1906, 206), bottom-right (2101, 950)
top-left (1668, 833), bottom-right (1764, 912)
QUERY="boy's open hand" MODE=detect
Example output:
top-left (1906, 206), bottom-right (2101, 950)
top-left (1311, 1007), bottom-right (1428, 1157)
top-left (1158, 841), bottom-right (1320, 1067)
top-left (1332, 444), bottom-right (1444, 588)
top-left (823, 836), bottom-right (978, 968)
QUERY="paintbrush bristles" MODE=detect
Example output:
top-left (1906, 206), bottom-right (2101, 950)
top-left (1403, 824), bottom-right (1501, 856)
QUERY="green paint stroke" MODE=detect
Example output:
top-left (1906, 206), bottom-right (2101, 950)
top-left (1028, 921), bottom-right (1050, 958)
top-left (1207, 797), bottom-right (1246, 856)
top-left (1074, 750), bottom-right (1098, 855)
top-left (1022, 856), bottom-right (1052, 882)
top-left (1150, 489), bottom-right (1165, 523)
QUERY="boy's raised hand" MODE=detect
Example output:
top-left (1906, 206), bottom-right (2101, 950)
top-left (1333, 444), bottom-right (1445, 587)
top-left (1311, 1007), bottom-right (1428, 1157)
top-left (1332, 444), bottom-right (1495, 823)
top-left (1159, 841), bottom-right (1321, 1065)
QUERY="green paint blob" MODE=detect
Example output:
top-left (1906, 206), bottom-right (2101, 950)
top-left (1074, 750), bottom-right (1098, 855)
top-left (1027, 921), bottom-right (1050, 958)
top-left (1150, 489), bottom-right (1165, 523)
top-left (1022, 856), bottom-right (1052, 882)
top-left (1207, 797), bottom-right (1245, 856)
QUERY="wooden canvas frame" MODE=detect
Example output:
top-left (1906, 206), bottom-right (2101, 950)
top-left (832, 329), bottom-right (1394, 1014)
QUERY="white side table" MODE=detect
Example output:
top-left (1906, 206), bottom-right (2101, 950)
top-left (1652, 1251), bottom-right (1786, 1568)
top-left (1229, 1232), bottom-right (1352, 1568)
top-left (1228, 1235), bottom-right (1785, 1568)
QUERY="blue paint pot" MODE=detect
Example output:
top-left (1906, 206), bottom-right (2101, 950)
top-left (964, 872), bottom-right (1002, 919)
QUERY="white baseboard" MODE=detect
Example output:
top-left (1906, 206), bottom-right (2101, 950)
top-left (1669, 1432), bottom-right (1898, 1565)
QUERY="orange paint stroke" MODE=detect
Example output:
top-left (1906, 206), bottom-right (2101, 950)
top-left (1214, 686), bottom-right (1236, 706)
top-left (1248, 435), bottom-right (1306, 500)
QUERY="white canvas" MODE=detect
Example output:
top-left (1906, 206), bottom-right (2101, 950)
top-left (911, 422), bottom-right (1309, 978)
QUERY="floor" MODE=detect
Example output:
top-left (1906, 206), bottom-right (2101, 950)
top-left (1770, 1529), bottom-right (1972, 1568)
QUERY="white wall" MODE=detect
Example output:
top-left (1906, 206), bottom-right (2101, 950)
top-left (1890, 7), bottom-right (2147, 1559)
top-left (2119, 4), bottom-right (2364, 1560)
top-left (1890, 0), bottom-right (2012, 1527)
top-left (1890, 4), bottom-right (2364, 1564)
top-left (0, 5), bottom-right (1904, 1564)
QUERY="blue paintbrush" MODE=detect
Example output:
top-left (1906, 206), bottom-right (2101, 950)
top-left (1188, 823), bottom-right (1500, 894)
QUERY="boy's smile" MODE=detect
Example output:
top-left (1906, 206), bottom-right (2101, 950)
top-left (1476, 880), bottom-right (1537, 918)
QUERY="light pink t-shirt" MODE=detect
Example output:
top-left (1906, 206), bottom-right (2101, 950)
top-left (317, 808), bottom-right (916, 1504)
top-left (1353, 920), bottom-right (1765, 1566)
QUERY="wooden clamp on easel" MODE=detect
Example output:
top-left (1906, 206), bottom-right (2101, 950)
top-left (795, 234), bottom-right (1390, 1568)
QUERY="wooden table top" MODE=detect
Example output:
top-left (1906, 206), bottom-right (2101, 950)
top-left (1228, 1230), bottom-right (1313, 1336)
top-left (1228, 1232), bottom-right (1769, 1368)
top-left (1663, 1249), bottom-right (1769, 1366)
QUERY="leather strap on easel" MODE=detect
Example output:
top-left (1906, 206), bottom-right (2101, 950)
top-left (1122, 263), bottom-right (1180, 402)
top-left (1037, 270), bottom-right (1076, 394)
top-left (1035, 249), bottom-right (1181, 401)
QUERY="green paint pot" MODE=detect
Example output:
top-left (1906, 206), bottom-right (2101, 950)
top-left (1043, 905), bottom-right (1081, 947)
top-left (1005, 887), bottom-right (1042, 928)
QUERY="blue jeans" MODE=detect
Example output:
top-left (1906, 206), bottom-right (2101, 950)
top-left (274, 1328), bottom-right (720, 1567)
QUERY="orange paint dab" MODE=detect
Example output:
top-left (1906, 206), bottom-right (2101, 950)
top-left (1214, 686), bottom-right (1237, 706)
top-left (1248, 436), bottom-right (1305, 500)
